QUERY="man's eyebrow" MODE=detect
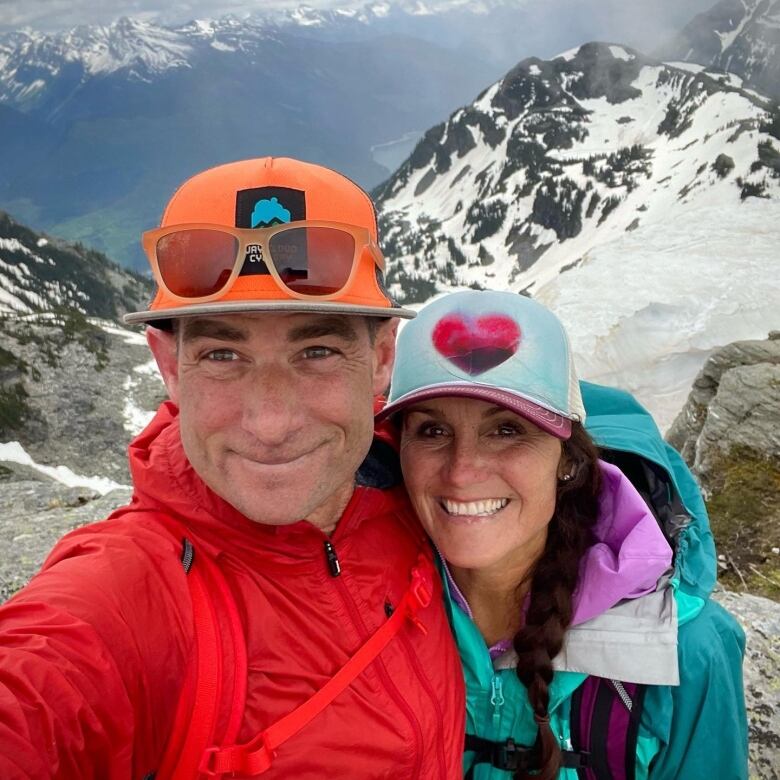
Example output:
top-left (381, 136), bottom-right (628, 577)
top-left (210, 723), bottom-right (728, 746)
top-left (288, 316), bottom-right (360, 343)
top-left (180, 319), bottom-right (249, 343)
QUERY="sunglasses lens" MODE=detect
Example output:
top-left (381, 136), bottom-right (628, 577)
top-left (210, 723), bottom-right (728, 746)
top-left (156, 229), bottom-right (239, 298)
top-left (269, 227), bottom-right (355, 296)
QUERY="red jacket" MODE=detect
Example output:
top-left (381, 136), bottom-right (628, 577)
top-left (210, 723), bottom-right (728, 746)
top-left (0, 403), bottom-right (465, 779)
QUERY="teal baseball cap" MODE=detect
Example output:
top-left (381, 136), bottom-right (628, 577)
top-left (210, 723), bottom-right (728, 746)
top-left (377, 290), bottom-right (585, 439)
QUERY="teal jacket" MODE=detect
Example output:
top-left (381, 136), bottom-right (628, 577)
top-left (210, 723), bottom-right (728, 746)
top-left (449, 382), bottom-right (748, 780)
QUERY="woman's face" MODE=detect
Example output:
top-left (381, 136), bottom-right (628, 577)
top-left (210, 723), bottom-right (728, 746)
top-left (400, 397), bottom-right (564, 574)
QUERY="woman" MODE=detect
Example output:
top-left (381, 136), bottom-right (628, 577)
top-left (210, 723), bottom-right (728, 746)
top-left (377, 290), bottom-right (748, 780)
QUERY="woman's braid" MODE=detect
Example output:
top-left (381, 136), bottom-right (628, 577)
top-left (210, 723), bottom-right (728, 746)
top-left (512, 424), bottom-right (602, 780)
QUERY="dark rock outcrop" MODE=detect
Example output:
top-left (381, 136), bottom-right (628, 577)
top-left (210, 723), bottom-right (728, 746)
top-left (667, 334), bottom-right (780, 601)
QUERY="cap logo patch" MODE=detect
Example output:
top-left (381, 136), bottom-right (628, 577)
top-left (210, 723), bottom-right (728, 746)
top-left (235, 186), bottom-right (306, 276)
top-left (432, 313), bottom-right (521, 375)
top-left (251, 196), bottom-right (290, 228)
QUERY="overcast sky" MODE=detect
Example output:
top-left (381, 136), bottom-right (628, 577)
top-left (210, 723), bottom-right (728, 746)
top-left (0, 0), bottom-right (716, 43)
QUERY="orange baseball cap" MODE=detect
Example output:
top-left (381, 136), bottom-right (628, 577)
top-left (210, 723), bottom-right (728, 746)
top-left (125, 157), bottom-right (414, 325)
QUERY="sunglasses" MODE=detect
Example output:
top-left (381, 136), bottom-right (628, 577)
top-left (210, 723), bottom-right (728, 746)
top-left (142, 220), bottom-right (384, 303)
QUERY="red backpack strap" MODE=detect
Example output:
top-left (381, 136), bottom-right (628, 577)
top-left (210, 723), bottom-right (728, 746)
top-left (156, 536), bottom-right (247, 780)
top-left (199, 553), bottom-right (434, 777)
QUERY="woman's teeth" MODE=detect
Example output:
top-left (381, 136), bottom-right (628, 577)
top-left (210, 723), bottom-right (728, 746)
top-left (441, 498), bottom-right (509, 517)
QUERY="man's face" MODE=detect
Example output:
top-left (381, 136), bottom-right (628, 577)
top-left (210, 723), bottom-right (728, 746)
top-left (148, 312), bottom-right (396, 532)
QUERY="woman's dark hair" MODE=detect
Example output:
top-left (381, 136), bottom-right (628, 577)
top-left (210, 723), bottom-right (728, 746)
top-left (513, 422), bottom-right (602, 780)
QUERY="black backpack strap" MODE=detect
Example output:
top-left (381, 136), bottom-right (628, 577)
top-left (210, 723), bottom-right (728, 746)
top-left (464, 733), bottom-right (589, 778)
top-left (570, 676), bottom-right (647, 780)
top-left (465, 734), bottom-right (538, 774)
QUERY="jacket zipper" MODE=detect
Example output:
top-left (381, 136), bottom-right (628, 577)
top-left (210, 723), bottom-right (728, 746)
top-left (490, 674), bottom-right (505, 729)
top-left (327, 554), bottom-right (425, 780)
top-left (323, 540), bottom-right (341, 577)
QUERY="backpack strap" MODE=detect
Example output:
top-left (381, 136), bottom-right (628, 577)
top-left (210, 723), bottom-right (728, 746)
top-left (463, 733), bottom-right (588, 778)
top-left (462, 675), bottom-right (648, 780)
top-left (199, 553), bottom-right (435, 777)
top-left (155, 537), bottom-right (248, 780)
top-left (570, 677), bottom-right (647, 780)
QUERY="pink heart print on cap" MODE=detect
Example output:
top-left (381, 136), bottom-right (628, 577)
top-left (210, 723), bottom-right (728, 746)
top-left (431, 313), bottom-right (521, 376)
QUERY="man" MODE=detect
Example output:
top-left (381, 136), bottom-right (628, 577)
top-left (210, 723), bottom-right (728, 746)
top-left (0, 158), bottom-right (465, 778)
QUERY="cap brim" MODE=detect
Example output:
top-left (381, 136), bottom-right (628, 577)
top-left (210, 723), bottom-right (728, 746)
top-left (124, 299), bottom-right (417, 325)
top-left (376, 384), bottom-right (573, 439)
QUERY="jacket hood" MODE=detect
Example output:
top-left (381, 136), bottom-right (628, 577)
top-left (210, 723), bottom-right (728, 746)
top-left (581, 380), bottom-right (717, 601)
top-left (572, 460), bottom-right (672, 625)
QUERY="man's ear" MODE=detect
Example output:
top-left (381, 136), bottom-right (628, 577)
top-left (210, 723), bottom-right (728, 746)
top-left (372, 318), bottom-right (399, 397)
top-left (146, 326), bottom-right (180, 404)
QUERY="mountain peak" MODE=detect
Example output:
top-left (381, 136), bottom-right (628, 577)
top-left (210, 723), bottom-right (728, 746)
top-left (376, 43), bottom-right (779, 300)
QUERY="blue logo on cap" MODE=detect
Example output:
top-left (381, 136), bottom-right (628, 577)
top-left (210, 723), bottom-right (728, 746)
top-left (251, 197), bottom-right (291, 228)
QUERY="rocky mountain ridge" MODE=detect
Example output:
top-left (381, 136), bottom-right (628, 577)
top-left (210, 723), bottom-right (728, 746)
top-left (0, 210), bottom-right (150, 317)
top-left (657, 0), bottom-right (780, 98)
top-left (0, 212), bottom-right (163, 478)
top-left (376, 41), bottom-right (780, 301)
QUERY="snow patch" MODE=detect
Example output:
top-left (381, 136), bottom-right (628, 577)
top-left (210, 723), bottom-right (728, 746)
top-left (608, 45), bottom-right (633, 61)
top-left (94, 320), bottom-right (148, 346)
top-left (122, 359), bottom-right (160, 436)
top-left (555, 46), bottom-right (580, 62)
top-left (667, 61), bottom-right (706, 74)
top-left (715, 1), bottom-right (757, 53)
top-left (0, 441), bottom-right (128, 494)
top-left (0, 238), bottom-right (32, 256)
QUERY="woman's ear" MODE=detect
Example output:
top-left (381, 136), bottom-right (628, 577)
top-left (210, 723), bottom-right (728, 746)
top-left (557, 446), bottom-right (575, 482)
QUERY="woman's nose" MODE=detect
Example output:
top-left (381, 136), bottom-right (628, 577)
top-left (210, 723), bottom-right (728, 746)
top-left (442, 437), bottom-right (489, 488)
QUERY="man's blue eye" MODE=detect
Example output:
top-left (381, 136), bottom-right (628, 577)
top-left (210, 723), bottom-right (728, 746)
top-left (304, 347), bottom-right (335, 359)
top-left (206, 349), bottom-right (237, 361)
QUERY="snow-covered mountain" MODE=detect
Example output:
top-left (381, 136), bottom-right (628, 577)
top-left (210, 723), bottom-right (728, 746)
top-left (376, 42), bottom-right (780, 430)
top-left (657, 0), bottom-right (780, 98)
top-left (0, 211), bottom-right (150, 318)
top-left (0, 11), bottom-right (499, 268)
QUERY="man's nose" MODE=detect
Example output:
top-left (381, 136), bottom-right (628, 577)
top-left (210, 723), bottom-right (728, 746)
top-left (240, 367), bottom-right (303, 446)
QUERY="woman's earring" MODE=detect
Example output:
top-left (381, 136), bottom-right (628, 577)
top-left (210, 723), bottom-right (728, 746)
top-left (560, 473), bottom-right (573, 482)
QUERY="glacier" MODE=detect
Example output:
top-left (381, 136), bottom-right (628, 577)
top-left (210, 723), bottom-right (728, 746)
top-left (536, 199), bottom-right (780, 432)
